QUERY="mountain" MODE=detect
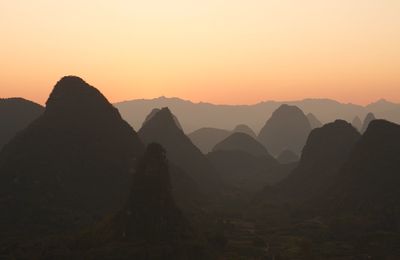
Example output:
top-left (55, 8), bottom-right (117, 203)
top-left (352, 116), bottom-right (362, 131)
top-left (188, 125), bottom-right (257, 154)
top-left (207, 150), bottom-right (287, 192)
top-left (188, 127), bottom-right (231, 154)
top-left (37, 144), bottom-right (203, 259)
top-left (306, 113), bottom-right (322, 129)
top-left (213, 132), bottom-right (274, 159)
top-left (115, 97), bottom-right (375, 133)
top-left (361, 112), bottom-right (376, 133)
top-left (138, 107), bottom-right (221, 193)
top-left (0, 76), bottom-right (144, 236)
top-left (277, 149), bottom-right (299, 164)
top-left (366, 99), bottom-right (399, 114)
top-left (324, 120), bottom-right (400, 227)
top-left (232, 124), bottom-right (257, 138)
top-left (143, 108), bottom-right (183, 130)
top-left (276, 120), bottom-right (361, 203)
top-left (208, 133), bottom-right (284, 191)
top-left (0, 98), bottom-right (44, 149)
top-left (101, 143), bottom-right (192, 242)
top-left (257, 104), bottom-right (312, 157)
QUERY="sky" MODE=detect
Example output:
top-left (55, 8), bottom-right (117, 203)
top-left (1, 0), bottom-right (400, 105)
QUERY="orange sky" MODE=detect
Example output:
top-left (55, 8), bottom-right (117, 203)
top-left (1, 0), bottom-right (400, 105)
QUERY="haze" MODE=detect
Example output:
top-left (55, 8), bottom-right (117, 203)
top-left (1, 0), bottom-right (400, 105)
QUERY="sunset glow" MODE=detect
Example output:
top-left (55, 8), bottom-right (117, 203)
top-left (1, 0), bottom-right (400, 105)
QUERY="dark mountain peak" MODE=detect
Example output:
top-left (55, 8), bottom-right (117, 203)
top-left (144, 108), bottom-right (161, 122)
top-left (258, 104), bottom-right (311, 156)
top-left (0, 78), bottom-right (144, 235)
top-left (277, 149), bottom-right (299, 164)
top-left (139, 109), bottom-right (220, 192)
top-left (361, 112), bottom-right (376, 133)
top-left (306, 113), bottom-right (322, 129)
top-left (0, 97), bottom-right (43, 111)
top-left (213, 132), bottom-right (274, 160)
top-left (1, 97), bottom-right (39, 106)
top-left (323, 119), bottom-right (400, 218)
top-left (102, 143), bottom-right (191, 242)
top-left (232, 124), bottom-right (256, 138)
top-left (301, 119), bottom-right (359, 163)
top-left (363, 119), bottom-right (400, 139)
top-left (45, 76), bottom-right (111, 115)
top-left (0, 98), bottom-right (44, 149)
top-left (277, 119), bottom-right (361, 200)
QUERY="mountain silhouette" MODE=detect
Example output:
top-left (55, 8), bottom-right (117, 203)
top-left (233, 124), bottom-right (257, 138)
top-left (0, 76), bottom-right (144, 236)
top-left (306, 113), bottom-right (322, 129)
top-left (0, 98), bottom-right (43, 149)
top-left (323, 120), bottom-right (400, 228)
top-left (277, 149), bottom-right (299, 164)
top-left (102, 143), bottom-right (192, 242)
top-left (207, 150), bottom-right (287, 192)
top-left (361, 112), bottom-right (376, 133)
top-left (213, 132), bottom-right (274, 159)
top-left (351, 116), bottom-right (362, 132)
top-left (116, 97), bottom-right (382, 133)
top-left (188, 127), bottom-right (231, 154)
top-left (276, 120), bottom-right (361, 202)
top-left (188, 125), bottom-right (257, 154)
top-left (138, 107), bottom-right (221, 193)
top-left (143, 108), bottom-right (183, 130)
top-left (208, 133), bottom-right (286, 191)
top-left (257, 104), bottom-right (312, 156)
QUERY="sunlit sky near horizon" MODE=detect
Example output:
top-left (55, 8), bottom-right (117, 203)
top-left (1, 0), bottom-right (400, 105)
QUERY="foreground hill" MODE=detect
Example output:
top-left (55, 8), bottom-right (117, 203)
top-left (0, 76), bottom-right (144, 237)
top-left (323, 120), bottom-right (400, 227)
top-left (0, 98), bottom-right (44, 149)
top-left (277, 120), bottom-right (361, 203)
top-left (98, 144), bottom-right (194, 245)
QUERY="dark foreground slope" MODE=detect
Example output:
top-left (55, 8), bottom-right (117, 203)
top-left (249, 120), bottom-right (400, 259)
top-left (3, 144), bottom-right (209, 259)
top-left (0, 98), bottom-right (44, 149)
top-left (323, 120), bottom-right (400, 227)
top-left (277, 120), bottom-right (361, 204)
top-left (0, 76), bottom-right (144, 238)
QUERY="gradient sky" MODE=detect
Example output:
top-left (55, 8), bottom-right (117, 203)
top-left (1, 0), bottom-right (400, 105)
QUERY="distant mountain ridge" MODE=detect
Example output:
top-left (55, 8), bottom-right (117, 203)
top-left (115, 97), bottom-right (400, 133)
